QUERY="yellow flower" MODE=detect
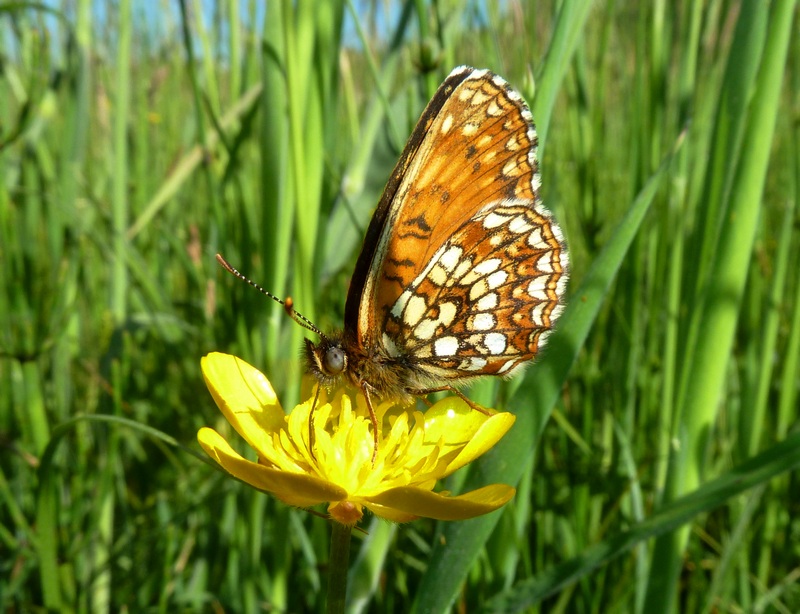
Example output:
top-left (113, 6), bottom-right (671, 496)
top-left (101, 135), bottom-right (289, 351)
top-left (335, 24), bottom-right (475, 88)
top-left (198, 352), bottom-right (516, 525)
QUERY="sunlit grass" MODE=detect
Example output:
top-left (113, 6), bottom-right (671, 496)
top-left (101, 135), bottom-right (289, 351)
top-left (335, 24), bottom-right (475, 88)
top-left (1, 1), bottom-right (798, 612)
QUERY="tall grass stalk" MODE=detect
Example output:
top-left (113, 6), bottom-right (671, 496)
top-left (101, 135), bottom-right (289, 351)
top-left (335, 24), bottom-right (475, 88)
top-left (646, 1), bottom-right (797, 610)
top-left (111, 0), bottom-right (131, 323)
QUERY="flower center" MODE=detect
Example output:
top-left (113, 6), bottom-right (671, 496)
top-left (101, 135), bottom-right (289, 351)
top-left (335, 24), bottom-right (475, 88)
top-left (258, 389), bottom-right (449, 496)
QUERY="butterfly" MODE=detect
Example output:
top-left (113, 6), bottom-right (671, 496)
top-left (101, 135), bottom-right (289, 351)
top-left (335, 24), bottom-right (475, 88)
top-left (218, 66), bottom-right (568, 457)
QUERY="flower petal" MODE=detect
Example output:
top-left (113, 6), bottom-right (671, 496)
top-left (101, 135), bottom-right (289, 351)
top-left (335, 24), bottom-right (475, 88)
top-left (365, 484), bottom-right (516, 521)
top-left (201, 353), bottom-right (285, 456)
top-left (422, 397), bottom-right (489, 445)
top-left (417, 397), bottom-right (516, 478)
top-left (361, 500), bottom-right (419, 523)
top-left (442, 412), bottom-right (516, 476)
top-left (198, 427), bottom-right (347, 507)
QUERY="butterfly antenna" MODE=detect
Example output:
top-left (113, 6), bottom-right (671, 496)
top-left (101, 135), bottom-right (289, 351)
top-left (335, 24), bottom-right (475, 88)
top-left (215, 254), bottom-right (327, 339)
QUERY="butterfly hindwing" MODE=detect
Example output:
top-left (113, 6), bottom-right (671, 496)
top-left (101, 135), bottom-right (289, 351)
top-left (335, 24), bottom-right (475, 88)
top-left (383, 200), bottom-right (567, 381)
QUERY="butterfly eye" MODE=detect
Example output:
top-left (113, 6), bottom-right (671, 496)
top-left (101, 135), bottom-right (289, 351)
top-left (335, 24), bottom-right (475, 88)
top-left (323, 347), bottom-right (346, 375)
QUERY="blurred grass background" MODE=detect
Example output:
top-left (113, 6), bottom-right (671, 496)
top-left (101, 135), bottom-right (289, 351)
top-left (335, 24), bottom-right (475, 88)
top-left (2, 0), bottom-right (799, 612)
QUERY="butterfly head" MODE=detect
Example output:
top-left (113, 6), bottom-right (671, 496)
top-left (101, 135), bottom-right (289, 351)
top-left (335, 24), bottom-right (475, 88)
top-left (214, 254), bottom-right (350, 384)
top-left (305, 336), bottom-right (348, 385)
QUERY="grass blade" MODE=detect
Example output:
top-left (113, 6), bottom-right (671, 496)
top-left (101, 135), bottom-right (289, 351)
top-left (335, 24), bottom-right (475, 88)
top-left (483, 431), bottom-right (800, 611)
top-left (646, 0), bottom-right (798, 608)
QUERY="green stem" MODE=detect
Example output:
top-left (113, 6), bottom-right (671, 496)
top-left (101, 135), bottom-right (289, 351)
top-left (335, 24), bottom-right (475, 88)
top-left (327, 522), bottom-right (353, 614)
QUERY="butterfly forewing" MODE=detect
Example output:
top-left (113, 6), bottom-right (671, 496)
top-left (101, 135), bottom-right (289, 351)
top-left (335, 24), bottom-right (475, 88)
top-left (346, 66), bottom-right (567, 389)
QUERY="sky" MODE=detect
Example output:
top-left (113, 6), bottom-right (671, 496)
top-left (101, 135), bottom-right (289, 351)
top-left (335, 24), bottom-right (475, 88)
top-left (21, 1), bottom-right (492, 57)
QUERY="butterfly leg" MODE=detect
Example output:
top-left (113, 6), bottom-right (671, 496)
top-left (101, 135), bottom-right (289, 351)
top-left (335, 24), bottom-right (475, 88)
top-left (361, 382), bottom-right (380, 464)
top-left (407, 385), bottom-right (491, 416)
top-left (307, 384), bottom-right (323, 461)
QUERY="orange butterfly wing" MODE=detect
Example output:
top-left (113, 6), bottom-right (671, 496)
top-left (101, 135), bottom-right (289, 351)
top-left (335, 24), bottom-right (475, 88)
top-left (345, 67), bottom-right (567, 385)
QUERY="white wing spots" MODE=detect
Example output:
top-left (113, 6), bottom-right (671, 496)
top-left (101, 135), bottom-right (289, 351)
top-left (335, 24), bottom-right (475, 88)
top-left (558, 246), bottom-right (570, 270)
top-left (404, 294), bottom-right (428, 326)
top-left (469, 278), bottom-right (489, 301)
top-left (439, 301), bottom-right (457, 325)
top-left (497, 359), bottom-right (519, 375)
top-left (392, 241), bottom-right (463, 320)
top-left (462, 122), bottom-right (479, 136)
top-left (556, 272), bottom-right (569, 296)
top-left (506, 134), bottom-right (520, 151)
top-left (499, 359), bottom-right (528, 378)
top-left (391, 289), bottom-right (412, 318)
top-left (440, 246), bottom-right (462, 271)
top-left (460, 258), bottom-right (500, 285)
top-left (531, 302), bottom-right (546, 324)
top-left (509, 215), bottom-right (533, 234)
top-left (382, 333), bottom-right (401, 358)
top-left (487, 270), bottom-right (508, 289)
top-left (552, 222), bottom-right (566, 242)
top-left (519, 102), bottom-right (533, 120)
top-left (414, 319), bottom-right (437, 341)
top-left (477, 134), bottom-right (493, 148)
top-left (531, 172), bottom-right (542, 192)
top-left (484, 332), bottom-right (507, 355)
top-left (474, 258), bottom-right (501, 275)
top-left (452, 257), bottom-right (472, 281)
top-left (470, 89), bottom-right (491, 105)
top-left (428, 245), bottom-right (465, 287)
top-left (483, 212), bottom-right (511, 229)
top-left (476, 292), bottom-right (498, 310)
top-left (487, 99), bottom-right (503, 117)
top-left (429, 263), bottom-right (449, 286)
top-left (528, 276), bottom-right (548, 300)
top-left (466, 269), bottom-right (509, 302)
top-left (469, 312), bottom-right (495, 331)
top-left (458, 357), bottom-right (487, 371)
top-left (441, 113), bottom-right (454, 134)
top-left (464, 67), bottom-right (488, 80)
top-left (502, 159), bottom-right (520, 177)
top-left (536, 252), bottom-right (554, 273)
top-left (533, 201), bottom-right (551, 219)
top-left (434, 336), bottom-right (459, 357)
top-left (538, 330), bottom-right (552, 349)
top-left (528, 227), bottom-right (545, 248)
top-left (414, 302), bottom-right (458, 341)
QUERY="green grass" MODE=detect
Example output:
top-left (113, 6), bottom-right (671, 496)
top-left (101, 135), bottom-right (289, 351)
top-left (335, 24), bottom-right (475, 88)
top-left (2, 1), bottom-right (799, 612)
